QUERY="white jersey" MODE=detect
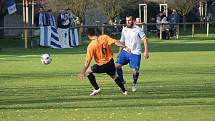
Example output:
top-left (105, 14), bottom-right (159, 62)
top-left (120, 25), bottom-right (145, 55)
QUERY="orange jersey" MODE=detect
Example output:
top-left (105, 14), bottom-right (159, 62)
top-left (85, 35), bottom-right (117, 65)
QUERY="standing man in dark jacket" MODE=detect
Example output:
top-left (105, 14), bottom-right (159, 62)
top-left (35, 7), bottom-right (48, 27)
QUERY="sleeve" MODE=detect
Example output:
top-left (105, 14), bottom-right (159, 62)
top-left (120, 28), bottom-right (125, 43)
top-left (85, 45), bottom-right (94, 63)
top-left (106, 35), bottom-right (117, 45)
top-left (138, 28), bottom-right (146, 39)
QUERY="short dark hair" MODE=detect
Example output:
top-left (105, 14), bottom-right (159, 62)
top-left (126, 15), bottom-right (132, 18)
top-left (87, 28), bottom-right (96, 36)
top-left (125, 12), bottom-right (133, 18)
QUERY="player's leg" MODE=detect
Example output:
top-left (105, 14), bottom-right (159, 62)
top-left (115, 63), bottom-right (125, 83)
top-left (106, 59), bottom-right (127, 95)
top-left (132, 69), bottom-right (139, 84)
top-left (116, 50), bottom-right (129, 84)
top-left (85, 65), bottom-right (101, 96)
top-left (110, 75), bottom-right (127, 95)
top-left (131, 69), bottom-right (139, 92)
top-left (129, 53), bottom-right (141, 92)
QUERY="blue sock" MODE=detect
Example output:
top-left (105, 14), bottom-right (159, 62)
top-left (133, 72), bottom-right (139, 84)
top-left (117, 68), bottom-right (124, 83)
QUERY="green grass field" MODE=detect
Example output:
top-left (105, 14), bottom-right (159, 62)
top-left (0, 36), bottom-right (215, 121)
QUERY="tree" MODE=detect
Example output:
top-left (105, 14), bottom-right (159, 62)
top-left (167, 0), bottom-right (199, 22)
top-left (62, 0), bottom-right (93, 23)
top-left (146, 0), bottom-right (200, 21)
top-left (166, 0), bottom-right (200, 31)
top-left (95, 0), bottom-right (126, 24)
top-left (145, 0), bottom-right (166, 4)
top-left (93, 0), bottom-right (144, 24)
top-left (43, 0), bottom-right (65, 13)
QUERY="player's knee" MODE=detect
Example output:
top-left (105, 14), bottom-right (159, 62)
top-left (85, 68), bottom-right (93, 76)
top-left (85, 71), bottom-right (92, 76)
top-left (115, 63), bottom-right (122, 69)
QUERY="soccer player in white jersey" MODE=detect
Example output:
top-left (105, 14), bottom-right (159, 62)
top-left (116, 15), bottom-right (149, 92)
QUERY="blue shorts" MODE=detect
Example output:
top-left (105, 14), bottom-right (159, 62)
top-left (116, 50), bottom-right (141, 70)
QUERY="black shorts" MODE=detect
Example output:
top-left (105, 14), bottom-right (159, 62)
top-left (91, 59), bottom-right (116, 76)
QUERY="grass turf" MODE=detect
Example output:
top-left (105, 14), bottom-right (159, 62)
top-left (0, 36), bottom-right (215, 121)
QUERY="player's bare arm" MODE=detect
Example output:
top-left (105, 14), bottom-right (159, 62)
top-left (79, 59), bottom-right (92, 80)
top-left (117, 46), bottom-right (123, 57)
top-left (142, 36), bottom-right (149, 59)
top-left (114, 41), bottom-right (131, 53)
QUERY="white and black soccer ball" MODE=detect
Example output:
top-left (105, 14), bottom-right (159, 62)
top-left (41, 53), bottom-right (52, 65)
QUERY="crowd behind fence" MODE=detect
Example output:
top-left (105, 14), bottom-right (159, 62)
top-left (0, 21), bottom-right (215, 48)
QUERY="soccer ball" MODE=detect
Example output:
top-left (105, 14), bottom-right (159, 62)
top-left (41, 54), bottom-right (52, 65)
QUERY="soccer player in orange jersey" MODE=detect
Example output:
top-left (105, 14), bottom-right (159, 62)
top-left (79, 28), bottom-right (130, 96)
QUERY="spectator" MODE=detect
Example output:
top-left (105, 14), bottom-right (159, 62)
top-left (35, 7), bottom-right (48, 27)
top-left (47, 9), bottom-right (56, 27)
top-left (65, 9), bottom-right (75, 27)
top-left (134, 18), bottom-right (141, 25)
top-left (156, 12), bottom-right (165, 20)
top-left (57, 10), bottom-right (62, 28)
top-left (169, 9), bottom-right (180, 24)
top-left (156, 16), bottom-right (162, 30)
top-left (206, 13), bottom-right (213, 22)
top-left (57, 9), bottom-right (69, 28)
top-left (161, 17), bottom-right (170, 40)
top-left (169, 9), bottom-right (180, 36)
top-left (162, 10), bottom-right (167, 18)
top-left (114, 16), bottom-right (121, 24)
top-left (161, 17), bottom-right (170, 30)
